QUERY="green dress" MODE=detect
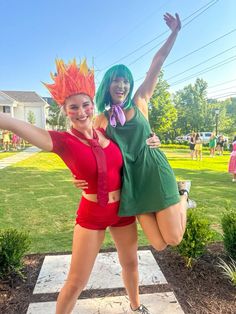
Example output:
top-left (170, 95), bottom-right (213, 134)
top-left (105, 105), bottom-right (180, 216)
top-left (209, 137), bottom-right (217, 148)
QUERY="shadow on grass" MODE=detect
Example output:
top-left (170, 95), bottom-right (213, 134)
top-left (0, 166), bottom-right (82, 253)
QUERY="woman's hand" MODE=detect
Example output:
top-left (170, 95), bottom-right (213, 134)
top-left (72, 176), bottom-right (88, 190)
top-left (164, 13), bottom-right (181, 33)
top-left (146, 133), bottom-right (161, 149)
top-left (133, 13), bottom-right (181, 108)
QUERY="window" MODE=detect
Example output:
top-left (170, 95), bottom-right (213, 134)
top-left (3, 106), bottom-right (11, 113)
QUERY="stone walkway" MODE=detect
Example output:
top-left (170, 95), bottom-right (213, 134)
top-left (0, 146), bottom-right (41, 169)
top-left (27, 250), bottom-right (185, 314)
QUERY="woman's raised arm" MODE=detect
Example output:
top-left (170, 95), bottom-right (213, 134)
top-left (134, 13), bottom-right (181, 118)
top-left (0, 113), bottom-right (53, 151)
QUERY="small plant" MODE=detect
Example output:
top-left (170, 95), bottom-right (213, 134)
top-left (27, 110), bottom-right (36, 125)
top-left (175, 210), bottom-right (213, 268)
top-left (217, 257), bottom-right (236, 286)
top-left (0, 229), bottom-right (31, 279)
top-left (221, 209), bottom-right (236, 260)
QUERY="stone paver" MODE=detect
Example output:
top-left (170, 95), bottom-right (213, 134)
top-left (0, 146), bottom-right (41, 169)
top-left (27, 292), bottom-right (184, 314)
top-left (33, 250), bottom-right (167, 294)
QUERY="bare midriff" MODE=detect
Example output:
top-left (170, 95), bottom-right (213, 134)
top-left (82, 189), bottom-right (120, 203)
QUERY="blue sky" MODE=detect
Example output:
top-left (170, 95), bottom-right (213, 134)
top-left (0, 0), bottom-right (235, 99)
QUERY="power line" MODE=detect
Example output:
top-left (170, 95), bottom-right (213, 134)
top-left (208, 88), bottom-right (236, 96)
top-left (166, 45), bottom-right (236, 81)
top-left (207, 79), bottom-right (236, 89)
top-left (164, 28), bottom-right (236, 68)
top-left (95, 0), bottom-right (170, 59)
top-left (170, 55), bottom-right (236, 87)
top-left (181, 0), bottom-right (220, 29)
top-left (134, 28), bottom-right (236, 82)
top-left (208, 86), bottom-right (236, 95)
top-left (208, 92), bottom-right (236, 99)
top-left (127, 0), bottom-right (220, 67)
top-left (99, 0), bottom-right (220, 71)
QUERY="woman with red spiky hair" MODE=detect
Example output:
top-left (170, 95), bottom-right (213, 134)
top-left (0, 59), bottom-right (151, 314)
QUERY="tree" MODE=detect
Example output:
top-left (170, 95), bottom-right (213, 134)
top-left (27, 110), bottom-right (36, 125)
top-left (148, 72), bottom-right (177, 140)
top-left (46, 100), bottom-right (67, 130)
top-left (173, 78), bottom-right (215, 134)
top-left (224, 97), bottom-right (236, 136)
top-left (207, 98), bottom-right (234, 136)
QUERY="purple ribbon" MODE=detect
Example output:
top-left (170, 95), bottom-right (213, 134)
top-left (109, 103), bottom-right (126, 127)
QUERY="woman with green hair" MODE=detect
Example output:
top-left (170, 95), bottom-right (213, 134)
top-left (75, 13), bottom-right (196, 253)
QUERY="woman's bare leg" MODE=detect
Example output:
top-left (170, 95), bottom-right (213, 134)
top-left (155, 194), bottom-right (187, 246)
top-left (137, 214), bottom-right (167, 251)
top-left (138, 194), bottom-right (188, 250)
top-left (56, 225), bottom-right (105, 314)
top-left (109, 222), bottom-right (141, 310)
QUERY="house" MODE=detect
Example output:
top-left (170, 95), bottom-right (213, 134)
top-left (0, 91), bottom-right (49, 129)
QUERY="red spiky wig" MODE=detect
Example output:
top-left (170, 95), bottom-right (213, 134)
top-left (43, 59), bottom-right (95, 106)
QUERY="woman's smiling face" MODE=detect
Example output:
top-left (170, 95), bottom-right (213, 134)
top-left (64, 94), bottom-right (94, 127)
top-left (109, 77), bottom-right (130, 104)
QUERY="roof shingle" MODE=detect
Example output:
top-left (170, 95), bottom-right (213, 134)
top-left (1, 91), bottom-right (44, 103)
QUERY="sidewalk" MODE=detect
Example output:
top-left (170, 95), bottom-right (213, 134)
top-left (0, 146), bottom-right (41, 169)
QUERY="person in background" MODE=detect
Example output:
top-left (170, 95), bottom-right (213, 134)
top-left (228, 135), bottom-right (236, 182)
top-left (209, 132), bottom-right (217, 157)
top-left (216, 135), bottom-right (225, 156)
top-left (194, 133), bottom-right (203, 161)
top-left (11, 133), bottom-right (20, 151)
top-left (0, 129), bottom-right (3, 149)
top-left (20, 137), bottom-right (26, 149)
top-left (189, 132), bottom-right (196, 159)
top-left (2, 130), bottom-right (11, 151)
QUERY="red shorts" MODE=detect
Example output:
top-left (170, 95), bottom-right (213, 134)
top-left (76, 197), bottom-right (135, 230)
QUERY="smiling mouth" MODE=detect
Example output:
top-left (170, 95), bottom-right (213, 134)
top-left (76, 116), bottom-right (88, 121)
top-left (115, 91), bottom-right (125, 96)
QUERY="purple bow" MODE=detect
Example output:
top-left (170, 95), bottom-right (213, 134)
top-left (109, 103), bottom-right (126, 127)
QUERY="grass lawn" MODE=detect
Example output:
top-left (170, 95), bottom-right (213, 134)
top-left (0, 148), bottom-right (234, 254)
top-left (0, 151), bottom-right (18, 160)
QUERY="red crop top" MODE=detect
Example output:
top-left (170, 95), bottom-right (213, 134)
top-left (49, 130), bottom-right (123, 194)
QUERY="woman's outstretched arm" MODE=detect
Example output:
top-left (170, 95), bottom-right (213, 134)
top-left (134, 13), bottom-right (181, 118)
top-left (0, 113), bottom-right (52, 151)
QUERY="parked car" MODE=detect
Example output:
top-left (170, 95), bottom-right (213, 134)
top-left (176, 132), bottom-right (229, 145)
top-left (176, 132), bottom-right (212, 144)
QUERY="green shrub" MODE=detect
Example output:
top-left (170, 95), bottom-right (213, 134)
top-left (221, 209), bottom-right (236, 260)
top-left (172, 140), bottom-right (179, 144)
top-left (0, 229), bottom-right (31, 279)
top-left (175, 210), bottom-right (213, 267)
top-left (165, 139), bottom-right (172, 144)
top-left (161, 144), bottom-right (189, 149)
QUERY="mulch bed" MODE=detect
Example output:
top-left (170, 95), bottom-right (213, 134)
top-left (0, 242), bottom-right (235, 314)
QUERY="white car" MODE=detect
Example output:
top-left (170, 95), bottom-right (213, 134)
top-left (176, 132), bottom-right (212, 144)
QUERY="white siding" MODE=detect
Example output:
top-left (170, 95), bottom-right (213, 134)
top-left (0, 93), bottom-right (48, 129)
top-left (24, 106), bottom-right (43, 128)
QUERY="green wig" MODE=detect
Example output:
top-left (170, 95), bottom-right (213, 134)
top-left (96, 64), bottom-right (134, 113)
